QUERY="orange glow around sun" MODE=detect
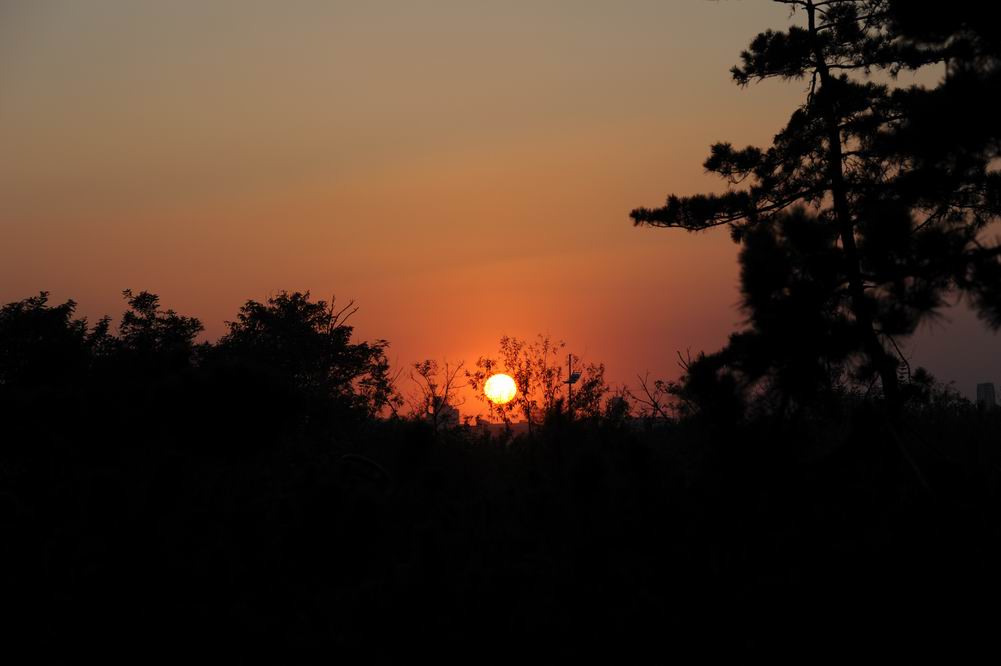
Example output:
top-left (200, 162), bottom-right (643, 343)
top-left (484, 373), bottom-right (517, 405)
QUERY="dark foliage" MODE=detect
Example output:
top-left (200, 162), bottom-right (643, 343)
top-left (632, 0), bottom-right (1001, 409)
top-left (2, 289), bottom-right (1000, 661)
top-left (215, 291), bottom-right (399, 424)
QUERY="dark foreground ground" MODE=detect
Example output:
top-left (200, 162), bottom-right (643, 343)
top-left (3, 394), bottom-right (1000, 663)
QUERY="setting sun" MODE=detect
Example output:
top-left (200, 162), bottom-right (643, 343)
top-left (483, 373), bottom-right (517, 405)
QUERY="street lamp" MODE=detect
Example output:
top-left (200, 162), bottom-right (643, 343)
top-left (564, 354), bottom-right (581, 416)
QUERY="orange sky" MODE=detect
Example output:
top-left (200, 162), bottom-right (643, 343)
top-left (2, 0), bottom-right (998, 413)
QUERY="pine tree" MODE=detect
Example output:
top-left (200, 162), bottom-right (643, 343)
top-left (632, 0), bottom-right (1001, 409)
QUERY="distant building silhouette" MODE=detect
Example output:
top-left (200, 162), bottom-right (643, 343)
top-left (976, 383), bottom-right (997, 408)
top-left (428, 398), bottom-right (460, 428)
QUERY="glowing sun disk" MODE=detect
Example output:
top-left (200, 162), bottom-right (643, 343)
top-left (484, 373), bottom-right (517, 405)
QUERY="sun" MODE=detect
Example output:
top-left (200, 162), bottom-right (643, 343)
top-left (483, 373), bottom-right (517, 405)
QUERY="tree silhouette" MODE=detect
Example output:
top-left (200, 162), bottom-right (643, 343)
top-left (465, 335), bottom-right (566, 429)
top-left (632, 0), bottom-right (1001, 409)
top-left (408, 358), bottom-right (465, 432)
top-left (217, 291), bottom-right (400, 419)
top-left (719, 207), bottom-right (859, 413)
top-left (118, 289), bottom-right (204, 373)
top-left (628, 372), bottom-right (674, 423)
top-left (0, 292), bottom-right (93, 392)
top-left (567, 360), bottom-right (609, 420)
top-left (2, 284), bottom-right (1000, 658)
top-left (467, 335), bottom-right (609, 428)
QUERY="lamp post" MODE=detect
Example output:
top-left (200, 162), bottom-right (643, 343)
top-left (565, 353), bottom-right (581, 417)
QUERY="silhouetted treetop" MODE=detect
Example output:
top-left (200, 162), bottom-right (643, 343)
top-left (631, 0), bottom-right (1001, 408)
top-left (117, 289), bottom-right (204, 369)
top-left (0, 292), bottom-right (92, 391)
top-left (218, 291), bottom-right (398, 417)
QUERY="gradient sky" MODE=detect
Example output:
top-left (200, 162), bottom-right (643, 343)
top-left (2, 0), bottom-right (998, 412)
